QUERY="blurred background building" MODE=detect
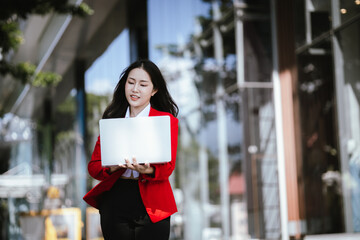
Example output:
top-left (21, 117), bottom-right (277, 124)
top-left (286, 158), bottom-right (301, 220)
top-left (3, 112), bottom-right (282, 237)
top-left (0, 0), bottom-right (360, 239)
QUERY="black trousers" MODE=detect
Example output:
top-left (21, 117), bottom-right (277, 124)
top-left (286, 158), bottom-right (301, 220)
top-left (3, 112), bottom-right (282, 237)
top-left (99, 179), bottom-right (170, 240)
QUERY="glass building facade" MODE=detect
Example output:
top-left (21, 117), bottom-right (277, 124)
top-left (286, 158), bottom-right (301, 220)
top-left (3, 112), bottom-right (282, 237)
top-left (146, 1), bottom-right (279, 239)
top-left (1, 0), bottom-right (360, 239)
top-left (293, 0), bottom-right (360, 235)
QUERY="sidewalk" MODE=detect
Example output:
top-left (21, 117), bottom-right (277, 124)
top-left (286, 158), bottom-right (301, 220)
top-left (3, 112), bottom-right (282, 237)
top-left (304, 233), bottom-right (360, 240)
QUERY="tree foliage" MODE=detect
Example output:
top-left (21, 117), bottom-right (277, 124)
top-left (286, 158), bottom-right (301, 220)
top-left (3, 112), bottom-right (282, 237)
top-left (0, 0), bottom-right (93, 87)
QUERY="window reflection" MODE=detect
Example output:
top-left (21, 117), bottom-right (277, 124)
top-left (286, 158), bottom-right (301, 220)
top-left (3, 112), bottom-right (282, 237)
top-left (340, 0), bottom-right (360, 23)
top-left (294, 0), bottom-right (360, 235)
top-left (297, 41), bottom-right (343, 233)
top-left (148, 0), bottom-right (276, 239)
top-left (337, 20), bottom-right (360, 232)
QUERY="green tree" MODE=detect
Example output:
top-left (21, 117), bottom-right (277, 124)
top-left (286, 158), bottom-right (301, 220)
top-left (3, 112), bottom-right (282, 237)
top-left (0, 0), bottom-right (93, 87)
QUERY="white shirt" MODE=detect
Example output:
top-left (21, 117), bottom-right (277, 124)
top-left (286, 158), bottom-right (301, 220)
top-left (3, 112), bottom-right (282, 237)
top-left (121, 104), bottom-right (151, 178)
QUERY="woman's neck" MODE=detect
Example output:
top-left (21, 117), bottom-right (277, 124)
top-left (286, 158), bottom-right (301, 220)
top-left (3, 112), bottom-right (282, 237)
top-left (129, 105), bottom-right (148, 117)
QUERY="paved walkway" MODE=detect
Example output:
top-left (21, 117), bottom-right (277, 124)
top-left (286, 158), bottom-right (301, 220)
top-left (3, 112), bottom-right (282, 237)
top-left (304, 233), bottom-right (360, 240)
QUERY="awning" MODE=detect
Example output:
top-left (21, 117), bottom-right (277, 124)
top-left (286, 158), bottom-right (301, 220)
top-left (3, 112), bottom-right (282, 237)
top-left (0, 174), bottom-right (69, 198)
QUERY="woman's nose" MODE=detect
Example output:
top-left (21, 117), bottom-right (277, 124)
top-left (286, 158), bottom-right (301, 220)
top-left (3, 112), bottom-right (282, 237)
top-left (132, 84), bottom-right (139, 92)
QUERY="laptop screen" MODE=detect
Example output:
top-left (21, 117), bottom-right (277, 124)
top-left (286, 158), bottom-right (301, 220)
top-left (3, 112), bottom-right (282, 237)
top-left (99, 116), bottom-right (171, 166)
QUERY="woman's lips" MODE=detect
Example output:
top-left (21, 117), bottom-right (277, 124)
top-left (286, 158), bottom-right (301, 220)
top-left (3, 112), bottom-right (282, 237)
top-left (130, 95), bottom-right (139, 101)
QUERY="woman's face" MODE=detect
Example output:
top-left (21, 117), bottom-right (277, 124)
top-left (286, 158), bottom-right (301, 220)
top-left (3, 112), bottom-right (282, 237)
top-left (125, 68), bottom-right (157, 114)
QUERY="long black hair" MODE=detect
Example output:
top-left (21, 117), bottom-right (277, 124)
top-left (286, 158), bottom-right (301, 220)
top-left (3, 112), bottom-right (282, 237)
top-left (102, 59), bottom-right (179, 119)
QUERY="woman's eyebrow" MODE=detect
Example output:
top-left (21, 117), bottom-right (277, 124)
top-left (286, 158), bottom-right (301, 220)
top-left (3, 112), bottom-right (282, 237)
top-left (128, 77), bottom-right (150, 82)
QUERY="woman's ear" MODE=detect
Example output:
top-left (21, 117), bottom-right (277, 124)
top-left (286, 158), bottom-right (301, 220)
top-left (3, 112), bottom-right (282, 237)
top-left (152, 89), bottom-right (158, 96)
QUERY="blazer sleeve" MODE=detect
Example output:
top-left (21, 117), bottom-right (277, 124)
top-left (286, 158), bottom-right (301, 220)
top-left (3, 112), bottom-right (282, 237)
top-left (142, 115), bottom-right (179, 181)
top-left (88, 136), bottom-right (111, 181)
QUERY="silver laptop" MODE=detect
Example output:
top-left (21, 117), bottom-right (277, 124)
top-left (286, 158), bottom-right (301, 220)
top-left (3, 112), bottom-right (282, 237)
top-left (99, 116), bottom-right (172, 166)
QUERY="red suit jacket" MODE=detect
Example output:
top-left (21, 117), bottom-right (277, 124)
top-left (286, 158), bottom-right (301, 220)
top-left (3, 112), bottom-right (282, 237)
top-left (83, 107), bottom-right (179, 223)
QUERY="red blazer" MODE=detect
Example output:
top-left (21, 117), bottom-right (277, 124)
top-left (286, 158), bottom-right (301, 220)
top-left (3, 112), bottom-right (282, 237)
top-left (83, 107), bottom-right (179, 223)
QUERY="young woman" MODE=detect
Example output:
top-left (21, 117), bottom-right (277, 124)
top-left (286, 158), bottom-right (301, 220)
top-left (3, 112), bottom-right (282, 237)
top-left (83, 59), bottom-right (179, 240)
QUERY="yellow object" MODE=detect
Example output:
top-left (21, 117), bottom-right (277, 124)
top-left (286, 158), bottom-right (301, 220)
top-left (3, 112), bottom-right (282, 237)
top-left (44, 217), bottom-right (58, 240)
top-left (47, 186), bottom-right (60, 199)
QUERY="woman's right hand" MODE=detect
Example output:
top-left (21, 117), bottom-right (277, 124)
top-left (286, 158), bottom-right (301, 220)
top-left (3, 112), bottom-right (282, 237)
top-left (108, 162), bottom-right (128, 173)
top-left (108, 165), bottom-right (122, 173)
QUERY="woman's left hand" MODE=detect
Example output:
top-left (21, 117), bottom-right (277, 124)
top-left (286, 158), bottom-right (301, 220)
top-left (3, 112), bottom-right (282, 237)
top-left (123, 157), bottom-right (154, 175)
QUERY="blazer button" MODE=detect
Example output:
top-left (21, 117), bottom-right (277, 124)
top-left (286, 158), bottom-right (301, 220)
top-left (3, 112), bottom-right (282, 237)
top-left (141, 179), bottom-right (147, 183)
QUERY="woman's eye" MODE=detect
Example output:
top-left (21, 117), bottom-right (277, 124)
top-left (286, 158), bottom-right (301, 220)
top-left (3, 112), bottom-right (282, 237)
top-left (140, 84), bottom-right (148, 87)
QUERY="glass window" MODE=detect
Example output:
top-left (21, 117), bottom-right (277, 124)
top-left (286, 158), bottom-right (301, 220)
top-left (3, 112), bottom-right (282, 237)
top-left (294, 0), bottom-right (332, 46)
top-left (84, 30), bottom-right (130, 193)
top-left (294, 0), bottom-right (360, 235)
top-left (309, 1), bottom-right (331, 38)
top-left (240, 88), bottom-right (280, 239)
top-left (294, 0), bottom-right (306, 48)
top-left (148, 0), bottom-right (276, 239)
top-left (53, 91), bottom-right (77, 202)
top-left (297, 39), bottom-right (344, 234)
top-left (340, 0), bottom-right (360, 23)
top-left (337, 20), bottom-right (360, 232)
top-left (85, 30), bottom-right (130, 149)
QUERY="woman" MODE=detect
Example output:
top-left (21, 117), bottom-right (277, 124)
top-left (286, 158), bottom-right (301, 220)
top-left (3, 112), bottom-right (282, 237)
top-left (83, 59), bottom-right (179, 240)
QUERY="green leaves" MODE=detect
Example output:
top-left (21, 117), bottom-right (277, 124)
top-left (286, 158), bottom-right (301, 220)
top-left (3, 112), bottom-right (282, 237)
top-left (0, 21), bottom-right (23, 53)
top-left (0, 61), bottom-right (62, 87)
top-left (0, 0), bottom-right (94, 21)
top-left (0, 0), bottom-right (94, 87)
top-left (32, 71), bottom-right (62, 87)
top-left (10, 62), bottom-right (35, 84)
top-left (74, 3), bottom-right (95, 17)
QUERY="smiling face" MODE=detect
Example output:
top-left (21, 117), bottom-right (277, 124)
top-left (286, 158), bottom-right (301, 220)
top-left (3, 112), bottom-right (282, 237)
top-left (125, 68), bottom-right (158, 117)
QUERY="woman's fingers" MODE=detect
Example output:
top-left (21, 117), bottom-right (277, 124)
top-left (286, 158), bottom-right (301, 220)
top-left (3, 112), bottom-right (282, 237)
top-left (120, 157), bottom-right (151, 174)
top-left (109, 165), bottom-right (121, 173)
top-left (131, 157), bottom-right (149, 173)
top-left (125, 158), bottom-right (134, 169)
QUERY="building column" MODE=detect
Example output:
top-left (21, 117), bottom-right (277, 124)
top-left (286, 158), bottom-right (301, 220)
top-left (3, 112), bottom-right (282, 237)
top-left (276, 0), bottom-right (306, 238)
top-left (127, 0), bottom-right (148, 62)
top-left (212, 1), bottom-right (230, 239)
top-left (75, 59), bottom-right (87, 233)
top-left (331, 0), bottom-right (353, 232)
top-left (42, 98), bottom-right (54, 186)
